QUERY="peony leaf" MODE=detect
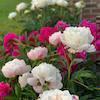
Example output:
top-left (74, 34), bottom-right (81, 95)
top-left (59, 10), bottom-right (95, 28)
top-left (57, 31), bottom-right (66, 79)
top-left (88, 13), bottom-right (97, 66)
top-left (72, 70), bottom-right (96, 80)
top-left (15, 84), bottom-right (21, 98)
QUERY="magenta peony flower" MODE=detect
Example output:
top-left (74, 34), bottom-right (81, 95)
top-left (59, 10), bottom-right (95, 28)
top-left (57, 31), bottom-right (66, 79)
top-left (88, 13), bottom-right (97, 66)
top-left (19, 35), bottom-right (26, 43)
top-left (80, 19), bottom-right (97, 39)
top-left (94, 39), bottom-right (100, 51)
top-left (29, 30), bottom-right (39, 36)
top-left (0, 82), bottom-right (12, 97)
top-left (39, 27), bottom-right (58, 43)
top-left (55, 20), bottom-right (69, 31)
top-left (4, 33), bottom-right (20, 57)
top-left (57, 44), bottom-right (66, 57)
top-left (97, 33), bottom-right (100, 40)
top-left (76, 51), bottom-right (87, 60)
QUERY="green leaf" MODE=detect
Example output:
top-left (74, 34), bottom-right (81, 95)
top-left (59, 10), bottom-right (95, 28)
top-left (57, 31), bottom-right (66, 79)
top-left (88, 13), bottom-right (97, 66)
top-left (15, 84), bottom-right (21, 98)
top-left (72, 70), bottom-right (96, 80)
top-left (80, 94), bottom-right (91, 100)
top-left (5, 96), bottom-right (18, 100)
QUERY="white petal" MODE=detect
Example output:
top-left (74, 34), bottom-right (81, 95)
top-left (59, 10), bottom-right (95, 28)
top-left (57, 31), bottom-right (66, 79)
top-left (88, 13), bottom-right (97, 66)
top-left (86, 45), bottom-right (96, 52)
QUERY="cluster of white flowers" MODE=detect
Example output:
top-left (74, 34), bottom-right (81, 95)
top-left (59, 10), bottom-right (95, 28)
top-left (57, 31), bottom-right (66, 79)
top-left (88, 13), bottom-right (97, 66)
top-left (1, 59), bottom-right (31, 78)
top-left (38, 89), bottom-right (79, 100)
top-left (27, 47), bottom-right (48, 61)
top-left (31, 0), bottom-right (68, 10)
top-left (8, 2), bottom-right (27, 19)
top-left (18, 63), bottom-right (62, 93)
top-left (61, 27), bottom-right (96, 53)
top-left (8, 0), bottom-right (85, 19)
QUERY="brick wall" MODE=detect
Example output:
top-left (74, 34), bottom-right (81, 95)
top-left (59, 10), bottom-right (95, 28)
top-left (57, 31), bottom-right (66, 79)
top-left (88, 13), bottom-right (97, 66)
top-left (82, 0), bottom-right (100, 21)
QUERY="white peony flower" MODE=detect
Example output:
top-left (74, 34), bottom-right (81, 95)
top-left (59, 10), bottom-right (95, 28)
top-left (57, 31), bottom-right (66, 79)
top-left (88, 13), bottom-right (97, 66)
top-left (38, 89), bottom-right (79, 100)
top-left (27, 63), bottom-right (63, 93)
top-left (16, 2), bottom-right (27, 12)
top-left (49, 31), bottom-right (62, 46)
top-left (48, 0), bottom-right (68, 7)
top-left (27, 47), bottom-right (48, 61)
top-left (31, 0), bottom-right (49, 9)
top-left (31, 4), bottom-right (35, 10)
top-left (75, 0), bottom-right (85, 9)
top-left (56, 0), bottom-right (68, 7)
top-left (19, 72), bottom-right (33, 88)
top-left (48, 0), bottom-right (56, 5)
top-left (8, 12), bottom-right (17, 19)
top-left (2, 59), bottom-right (31, 78)
top-left (61, 27), bottom-right (96, 53)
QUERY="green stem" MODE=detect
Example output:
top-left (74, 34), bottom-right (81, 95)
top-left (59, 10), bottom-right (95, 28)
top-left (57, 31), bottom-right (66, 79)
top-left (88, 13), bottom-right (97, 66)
top-left (73, 80), bottom-right (93, 91)
top-left (67, 60), bottom-right (73, 80)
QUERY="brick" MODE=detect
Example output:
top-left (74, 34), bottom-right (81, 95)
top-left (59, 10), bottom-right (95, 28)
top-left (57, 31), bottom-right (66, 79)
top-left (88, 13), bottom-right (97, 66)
top-left (83, 8), bottom-right (91, 13)
top-left (82, 0), bottom-right (100, 20)
top-left (86, 3), bottom-right (97, 8)
top-left (92, 9), bottom-right (100, 14)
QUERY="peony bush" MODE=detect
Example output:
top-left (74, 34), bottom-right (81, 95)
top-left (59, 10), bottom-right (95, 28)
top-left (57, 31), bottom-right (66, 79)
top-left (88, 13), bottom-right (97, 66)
top-left (0, 0), bottom-right (99, 100)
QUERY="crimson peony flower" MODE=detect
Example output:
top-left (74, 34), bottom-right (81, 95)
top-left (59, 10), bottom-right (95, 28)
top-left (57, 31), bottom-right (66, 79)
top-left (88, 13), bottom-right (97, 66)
top-left (4, 33), bottom-right (20, 57)
top-left (28, 30), bottom-right (39, 46)
top-left (39, 27), bottom-right (58, 43)
top-left (55, 20), bottom-right (69, 31)
top-left (0, 82), bottom-right (12, 97)
top-left (76, 51), bottom-right (87, 60)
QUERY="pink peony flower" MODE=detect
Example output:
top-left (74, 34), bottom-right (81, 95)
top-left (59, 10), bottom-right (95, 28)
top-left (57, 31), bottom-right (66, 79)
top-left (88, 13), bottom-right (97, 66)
top-left (49, 31), bottom-right (62, 46)
top-left (2, 59), bottom-right (31, 78)
top-left (4, 33), bottom-right (20, 57)
top-left (55, 20), bottom-right (69, 31)
top-left (39, 27), bottom-right (58, 43)
top-left (0, 82), bottom-right (12, 97)
top-left (80, 19), bottom-right (97, 39)
top-left (27, 47), bottom-right (48, 60)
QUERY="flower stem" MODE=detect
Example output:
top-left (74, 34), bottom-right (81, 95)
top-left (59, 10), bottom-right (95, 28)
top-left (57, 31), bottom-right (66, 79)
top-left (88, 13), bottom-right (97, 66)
top-left (68, 61), bottom-right (73, 80)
